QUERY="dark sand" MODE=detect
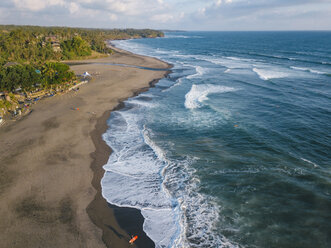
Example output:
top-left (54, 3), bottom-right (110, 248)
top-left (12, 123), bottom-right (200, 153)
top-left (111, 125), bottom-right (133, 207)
top-left (0, 48), bottom-right (171, 248)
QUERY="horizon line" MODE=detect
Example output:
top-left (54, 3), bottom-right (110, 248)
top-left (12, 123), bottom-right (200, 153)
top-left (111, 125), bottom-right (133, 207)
top-left (1, 24), bottom-right (330, 32)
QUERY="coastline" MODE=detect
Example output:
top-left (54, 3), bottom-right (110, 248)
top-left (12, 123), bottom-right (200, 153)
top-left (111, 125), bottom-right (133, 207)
top-left (87, 76), bottom-right (171, 248)
top-left (0, 46), bottom-right (171, 248)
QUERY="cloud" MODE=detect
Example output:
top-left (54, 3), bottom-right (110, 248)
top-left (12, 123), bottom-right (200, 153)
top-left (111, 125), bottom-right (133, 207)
top-left (109, 13), bottom-right (118, 21)
top-left (185, 0), bottom-right (331, 30)
top-left (151, 14), bottom-right (174, 23)
top-left (69, 2), bottom-right (79, 14)
top-left (3, 0), bottom-right (331, 30)
top-left (12, 0), bottom-right (65, 11)
top-left (215, 0), bottom-right (233, 7)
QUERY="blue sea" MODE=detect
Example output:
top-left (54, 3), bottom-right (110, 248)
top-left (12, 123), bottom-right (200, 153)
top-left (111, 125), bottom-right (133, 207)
top-left (101, 32), bottom-right (331, 248)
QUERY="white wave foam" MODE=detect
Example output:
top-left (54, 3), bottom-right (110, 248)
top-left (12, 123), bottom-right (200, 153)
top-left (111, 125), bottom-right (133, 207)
top-left (128, 99), bottom-right (158, 108)
top-left (225, 69), bottom-right (231, 73)
top-left (173, 54), bottom-right (193, 59)
top-left (155, 49), bottom-right (171, 54)
top-left (112, 40), bottom-right (151, 56)
top-left (226, 56), bottom-right (255, 62)
top-left (143, 128), bottom-right (235, 247)
top-left (101, 104), bottom-right (179, 248)
top-left (165, 34), bottom-right (202, 39)
top-left (165, 34), bottom-right (190, 39)
top-left (253, 68), bottom-right (288, 80)
top-left (163, 156), bottom-right (239, 248)
top-left (301, 158), bottom-right (319, 168)
top-left (101, 94), bottom-right (238, 247)
top-left (185, 84), bottom-right (236, 109)
top-left (156, 48), bottom-right (179, 55)
top-left (291, 66), bottom-right (327, 75)
top-left (186, 66), bottom-right (207, 79)
top-left (142, 208), bottom-right (180, 247)
top-left (163, 78), bottom-right (184, 92)
top-left (204, 56), bottom-right (254, 69)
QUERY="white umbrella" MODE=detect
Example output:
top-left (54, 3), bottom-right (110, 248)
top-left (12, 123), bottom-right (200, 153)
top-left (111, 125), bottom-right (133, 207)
top-left (82, 72), bottom-right (92, 77)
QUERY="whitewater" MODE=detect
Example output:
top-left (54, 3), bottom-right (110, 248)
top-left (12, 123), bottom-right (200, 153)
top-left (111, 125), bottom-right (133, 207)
top-left (102, 32), bottom-right (331, 248)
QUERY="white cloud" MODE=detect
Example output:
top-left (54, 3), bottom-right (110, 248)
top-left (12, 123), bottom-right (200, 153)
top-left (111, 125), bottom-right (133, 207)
top-left (103, 0), bottom-right (161, 15)
top-left (151, 13), bottom-right (174, 23)
top-left (215, 0), bottom-right (233, 7)
top-left (12, 0), bottom-right (65, 11)
top-left (216, 0), bottom-right (222, 7)
top-left (69, 2), bottom-right (79, 14)
top-left (4, 0), bottom-right (331, 30)
top-left (199, 7), bottom-right (206, 16)
top-left (75, 0), bottom-right (94, 3)
top-left (108, 1), bottom-right (129, 13)
top-left (109, 13), bottom-right (118, 21)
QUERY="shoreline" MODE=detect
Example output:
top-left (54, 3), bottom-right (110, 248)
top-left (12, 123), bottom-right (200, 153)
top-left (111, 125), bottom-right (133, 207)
top-left (0, 45), bottom-right (171, 248)
top-left (87, 75), bottom-right (171, 248)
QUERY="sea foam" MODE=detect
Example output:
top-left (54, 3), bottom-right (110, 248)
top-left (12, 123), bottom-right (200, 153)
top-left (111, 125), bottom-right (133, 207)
top-left (101, 106), bottom-right (179, 248)
top-left (185, 84), bottom-right (236, 109)
top-left (301, 158), bottom-right (319, 168)
top-left (291, 66), bottom-right (327, 75)
top-left (187, 66), bottom-right (207, 79)
top-left (253, 68), bottom-right (288, 80)
top-left (101, 94), bottom-right (237, 248)
top-left (205, 56), bottom-right (252, 69)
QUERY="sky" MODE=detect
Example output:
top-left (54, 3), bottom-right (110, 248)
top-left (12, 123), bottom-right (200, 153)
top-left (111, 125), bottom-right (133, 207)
top-left (0, 0), bottom-right (330, 31)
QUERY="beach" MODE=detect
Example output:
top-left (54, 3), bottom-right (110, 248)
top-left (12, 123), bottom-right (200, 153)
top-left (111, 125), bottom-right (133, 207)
top-left (0, 47), bottom-right (170, 248)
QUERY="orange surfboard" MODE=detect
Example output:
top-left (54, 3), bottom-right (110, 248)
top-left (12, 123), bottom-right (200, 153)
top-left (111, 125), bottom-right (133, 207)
top-left (129, 235), bottom-right (138, 244)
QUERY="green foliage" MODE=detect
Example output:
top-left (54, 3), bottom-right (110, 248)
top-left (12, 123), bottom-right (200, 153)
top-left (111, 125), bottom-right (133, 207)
top-left (91, 38), bottom-right (113, 54)
top-left (0, 28), bottom-right (57, 63)
top-left (41, 62), bottom-right (75, 88)
top-left (0, 25), bottom-right (163, 94)
top-left (61, 36), bottom-right (92, 59)
top-left (0, 25), bottom-right (164, 63)
top-left (0, 64), bottom-right (39, 92)
top-left (0, 62), bottom-right (75, 92)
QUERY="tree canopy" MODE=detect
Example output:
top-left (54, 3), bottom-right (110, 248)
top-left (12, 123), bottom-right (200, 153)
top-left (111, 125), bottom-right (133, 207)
top-left (0, 25), bottom-right (163, 95)
top-left (0, 62), bottom-right (75, 93)
top-left (0, 25), bottom-right (164, 64)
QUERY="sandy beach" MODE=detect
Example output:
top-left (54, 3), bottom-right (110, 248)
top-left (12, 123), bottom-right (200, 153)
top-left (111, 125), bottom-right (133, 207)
top-left (0, 48), bottom-right (170, 248)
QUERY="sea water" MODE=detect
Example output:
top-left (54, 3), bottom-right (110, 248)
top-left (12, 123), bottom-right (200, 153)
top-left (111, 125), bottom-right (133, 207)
top-left (101, 32), bottom-right (331, 248)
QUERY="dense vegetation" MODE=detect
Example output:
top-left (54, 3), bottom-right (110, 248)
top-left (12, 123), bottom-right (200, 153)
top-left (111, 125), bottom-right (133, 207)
top-left (61, 36), bottom-right (92, 60)
top-left (0, 25), bottom-right (164, 64)
top-left (0, 62), bottom-right (75, 93)
top-left (0, 25), bottom-right (164, 117)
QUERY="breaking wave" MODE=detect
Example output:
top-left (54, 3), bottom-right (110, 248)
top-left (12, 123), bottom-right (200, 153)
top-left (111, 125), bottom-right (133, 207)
top-left (253, 68), bottom-right (288, 80)
top-left (185, 84), bottom-right (237, 109)
top-left (290, 66), bottom-right (328, 75)
top-left (187, 66), bottom-right (207, 79)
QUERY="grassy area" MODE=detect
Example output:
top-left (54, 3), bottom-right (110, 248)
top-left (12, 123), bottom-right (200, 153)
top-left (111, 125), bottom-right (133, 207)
top-left (62, 51), bottom-right (110, 61)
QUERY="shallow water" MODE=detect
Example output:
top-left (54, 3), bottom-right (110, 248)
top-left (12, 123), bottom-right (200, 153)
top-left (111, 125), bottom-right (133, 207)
top-left (102, 32), bottom-right (331, 248)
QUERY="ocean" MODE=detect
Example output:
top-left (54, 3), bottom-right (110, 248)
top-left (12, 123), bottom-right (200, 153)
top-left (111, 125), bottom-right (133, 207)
top-left (101, 32), bottom-right (331, 248)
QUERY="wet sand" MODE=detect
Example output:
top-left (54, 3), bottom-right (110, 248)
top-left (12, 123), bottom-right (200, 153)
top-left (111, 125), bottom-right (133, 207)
top-left (0, 48), bottom-right (171, 248)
